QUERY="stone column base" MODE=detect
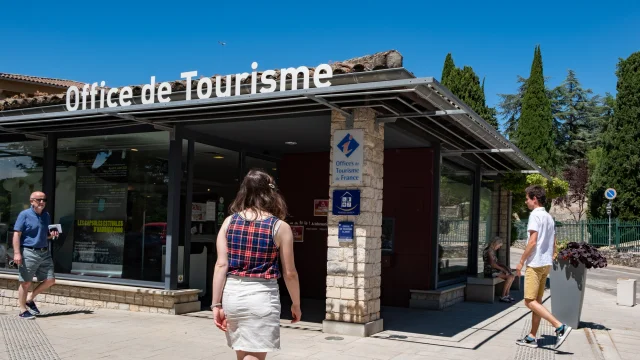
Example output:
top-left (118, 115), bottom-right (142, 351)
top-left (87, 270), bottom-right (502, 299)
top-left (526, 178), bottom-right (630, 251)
top-left (322, 319), bottom-right (384, 337)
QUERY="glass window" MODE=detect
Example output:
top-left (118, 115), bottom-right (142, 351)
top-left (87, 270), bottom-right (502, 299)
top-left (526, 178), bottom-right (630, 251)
top-left (53, 132), bottom-right (169, 282)
top-left (437, 161), bottom-right (473, 283)
top-left (478, 178), bottom-right (494, 274)
top-left (0, 141), bottom-right (44, 271)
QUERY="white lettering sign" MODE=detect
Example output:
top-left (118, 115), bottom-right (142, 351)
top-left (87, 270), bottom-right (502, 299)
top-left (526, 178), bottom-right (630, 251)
top-left (332, 129), bottom-right (364, 186)
top-left (65, 62), bottom-right (333, 111)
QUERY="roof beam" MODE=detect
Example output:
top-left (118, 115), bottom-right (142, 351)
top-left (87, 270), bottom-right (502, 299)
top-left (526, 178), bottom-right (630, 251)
top-left (112, 113), bottom-right (174, 132)
top-left (442, 149), bottom-right (515, 156)
top-left (304, 94), bottom-right (353, 128)
top-left (0, 125), bottom-right (47, 141)
top-left (376, 109), bottom-right (466, 122)
top-left (482, 170), bottom-right (541, 176)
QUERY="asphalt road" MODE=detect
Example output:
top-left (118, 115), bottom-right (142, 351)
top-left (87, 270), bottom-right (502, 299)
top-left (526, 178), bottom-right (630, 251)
top-left (510, 248), bottom-right (640, 301)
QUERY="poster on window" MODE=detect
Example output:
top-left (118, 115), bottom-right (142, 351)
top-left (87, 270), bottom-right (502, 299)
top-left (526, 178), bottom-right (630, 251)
top-left (71, 150), bottom-right (129, 278)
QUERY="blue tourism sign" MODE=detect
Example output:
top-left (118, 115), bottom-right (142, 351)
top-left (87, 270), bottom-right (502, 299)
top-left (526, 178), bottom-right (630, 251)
top-left (332, 190), bottom-right (361, 216)
top-left (338, 221), bottom-right (354, 242)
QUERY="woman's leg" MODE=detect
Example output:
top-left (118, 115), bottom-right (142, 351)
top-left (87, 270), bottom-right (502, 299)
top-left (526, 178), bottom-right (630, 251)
top-left (497, 274), bottom-right (510, 297)
top-left (236, 351), bottom-right (267, 360)
top-left (504, 275), bottom-right (515, 297)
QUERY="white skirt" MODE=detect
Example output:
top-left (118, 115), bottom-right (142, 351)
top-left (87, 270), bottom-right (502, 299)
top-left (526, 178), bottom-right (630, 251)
top-left (222, 275), bottom-right (281, 353)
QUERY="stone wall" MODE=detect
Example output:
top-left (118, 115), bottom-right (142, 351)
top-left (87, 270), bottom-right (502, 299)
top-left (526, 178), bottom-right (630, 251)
top-left (0, 275), bottom-right (201, 315)
top-left (324, 108), bottom-right (383, 336)
top-left (599, 249), bottom-right (640, 268)
top-left (409, 284), bottom-right (465, 310)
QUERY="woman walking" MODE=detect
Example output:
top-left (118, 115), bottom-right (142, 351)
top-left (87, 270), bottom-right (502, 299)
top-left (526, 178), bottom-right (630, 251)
top-left (211, 169), bottom-right (301, 360)
top-left (483, 237), bottom-right (516, 302)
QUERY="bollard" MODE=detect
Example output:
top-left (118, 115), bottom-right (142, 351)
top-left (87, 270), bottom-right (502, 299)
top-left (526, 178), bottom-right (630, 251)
top-left (616, 278), bottom-right (637, 307)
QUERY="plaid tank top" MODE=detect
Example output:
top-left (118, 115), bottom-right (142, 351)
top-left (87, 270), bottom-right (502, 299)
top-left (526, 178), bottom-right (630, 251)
top-left (226, 213), bottom-right (281, 279)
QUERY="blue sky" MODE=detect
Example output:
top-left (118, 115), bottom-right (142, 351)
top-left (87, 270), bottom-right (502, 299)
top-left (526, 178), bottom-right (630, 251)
top-left (2, 1), bottom-right (638, 128)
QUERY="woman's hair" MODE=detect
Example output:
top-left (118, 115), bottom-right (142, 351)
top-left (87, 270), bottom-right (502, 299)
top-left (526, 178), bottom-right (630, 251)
top-left (229, 168), bottom-right (288, 220)
top-left (485, 237), bottom-right (503, 251)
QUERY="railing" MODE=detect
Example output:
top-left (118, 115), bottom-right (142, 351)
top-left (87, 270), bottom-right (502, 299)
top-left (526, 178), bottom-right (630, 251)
top-left (438, 219), bottom-right (491, 247)
top-left (513, 218), bottom-right (640, 252)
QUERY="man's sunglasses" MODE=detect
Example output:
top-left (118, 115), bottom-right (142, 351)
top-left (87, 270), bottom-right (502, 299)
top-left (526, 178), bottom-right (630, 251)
top-left (31, 198), bottom-right (47, 202)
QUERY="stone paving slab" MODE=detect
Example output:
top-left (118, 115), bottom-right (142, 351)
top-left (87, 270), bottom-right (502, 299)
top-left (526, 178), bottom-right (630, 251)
top-left (0, 316), bottom-right (61, 360)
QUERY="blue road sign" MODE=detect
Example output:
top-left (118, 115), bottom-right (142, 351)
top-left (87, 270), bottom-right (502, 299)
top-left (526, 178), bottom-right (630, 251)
top-left (605, 188), bottom-right (617, 200)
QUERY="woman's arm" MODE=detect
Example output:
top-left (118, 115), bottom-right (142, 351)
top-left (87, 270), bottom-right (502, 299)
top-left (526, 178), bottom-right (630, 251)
top-left (211, 216), bottom-right (231, 307)
top-left (276, 221), bottom-right (301, 322)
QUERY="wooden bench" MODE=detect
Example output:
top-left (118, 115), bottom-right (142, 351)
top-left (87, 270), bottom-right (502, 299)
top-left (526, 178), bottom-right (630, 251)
top-left (465, 273), bottom-right (505, 303)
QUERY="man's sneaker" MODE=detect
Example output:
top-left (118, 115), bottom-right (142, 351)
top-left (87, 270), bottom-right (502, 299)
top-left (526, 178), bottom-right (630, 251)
top-left (499, 296), bottom-right (511, 303)
top-left (516, 335), bottom-right (538, 348)
top-left (19, 311), bottom-right (35, 320)
top-left (554, 324), bottom-right (572, 349)
top-left (26, 300), bottom-right (40, 315)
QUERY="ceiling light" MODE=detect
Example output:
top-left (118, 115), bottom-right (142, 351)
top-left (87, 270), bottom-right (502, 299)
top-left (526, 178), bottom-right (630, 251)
top-left (131, 148), bottom-right (138, 152)
top-left (213, 155), bottom-right (224, 159)
top-left (207, 188), bottom-right (211, 192)
top-left (285, 141), bottom-right (297, 146)
top-left (272, 168), bottom-right (277, 171)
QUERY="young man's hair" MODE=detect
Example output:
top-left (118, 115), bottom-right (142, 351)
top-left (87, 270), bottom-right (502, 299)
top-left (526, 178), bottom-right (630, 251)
top-left (525, 185), bottom-right (546, 206)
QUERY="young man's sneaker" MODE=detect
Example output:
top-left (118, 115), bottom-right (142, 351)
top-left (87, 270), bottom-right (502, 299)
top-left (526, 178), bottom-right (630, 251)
top-left (555, 324), bottom-right (572, 349)
top-left (499, 296), bottom-right (511, 303)
top-left (516, 335), bottom-right (538, 348)
top-left (19, 311), bottom-right (35, 320)
top-left (26, 300), bottom-right (40, 315)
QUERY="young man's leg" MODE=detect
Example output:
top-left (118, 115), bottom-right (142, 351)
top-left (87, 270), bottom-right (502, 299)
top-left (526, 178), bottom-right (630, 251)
top-left (526, 266), bottom-right (562, 334)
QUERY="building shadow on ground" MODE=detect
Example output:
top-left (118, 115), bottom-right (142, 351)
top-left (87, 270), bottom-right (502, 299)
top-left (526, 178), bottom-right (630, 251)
top-left (36, 307), bottom-right (94, 318)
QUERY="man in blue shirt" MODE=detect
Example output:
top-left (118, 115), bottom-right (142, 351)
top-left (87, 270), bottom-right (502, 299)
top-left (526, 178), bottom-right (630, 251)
top-left (12, 191), bottom-right (59, 320)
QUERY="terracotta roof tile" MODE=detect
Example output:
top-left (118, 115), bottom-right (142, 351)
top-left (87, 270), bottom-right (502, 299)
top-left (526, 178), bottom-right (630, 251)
top-left (0, 50), bottom-right (402, 112)
top-left (0, 73), bottom-right (86, 89)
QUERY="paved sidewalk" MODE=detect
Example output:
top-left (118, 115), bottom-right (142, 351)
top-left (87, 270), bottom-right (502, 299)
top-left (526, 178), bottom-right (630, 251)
top-left (0, 284), bottom-right (635, 360)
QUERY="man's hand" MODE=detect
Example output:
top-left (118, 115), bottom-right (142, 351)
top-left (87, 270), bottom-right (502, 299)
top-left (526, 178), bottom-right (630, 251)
top-left (13, 253), bottom-right (22, 266)
top-left (515, 262), bottom-right (523, 277)
top-left (50, 230), bottom-right (59, 239)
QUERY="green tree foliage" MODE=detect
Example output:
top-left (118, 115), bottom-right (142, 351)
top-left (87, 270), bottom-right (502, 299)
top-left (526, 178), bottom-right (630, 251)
top-left (552, 70), bottom-right (603, 165)
top-left (441, 53), bottom-right (456, 87)
top-left (588, 52), bottom-right (640, 220)
top-left (440, 54), bottom-right (498, 128)
top-left (516, 46), bottom-right (556, 173)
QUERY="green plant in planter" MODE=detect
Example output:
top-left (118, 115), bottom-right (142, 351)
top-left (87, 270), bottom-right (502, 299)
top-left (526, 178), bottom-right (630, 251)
top-left (557, 241), bottom-right (608, 269)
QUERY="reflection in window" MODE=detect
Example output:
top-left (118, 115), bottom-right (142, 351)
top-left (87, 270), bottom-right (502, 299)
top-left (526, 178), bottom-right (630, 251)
top-left (438, 161), bottom-right (473, 283)
top-left (54, 132), bottom-right (169, 282)
top-left (0, 141), bottom-right (44, 271)
top-left (478, 179), bottom-right (494, 274)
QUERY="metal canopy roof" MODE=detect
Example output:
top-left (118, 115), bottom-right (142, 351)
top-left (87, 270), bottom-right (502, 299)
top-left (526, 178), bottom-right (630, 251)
top-left (0, 75), bottom-right (549, 179)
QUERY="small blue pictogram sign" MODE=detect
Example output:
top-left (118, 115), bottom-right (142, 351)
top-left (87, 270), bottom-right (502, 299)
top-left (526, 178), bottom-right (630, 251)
top-left (336, 133), bottom-right (360, 158)
top-left (332, 189), bottom-right (360, 215)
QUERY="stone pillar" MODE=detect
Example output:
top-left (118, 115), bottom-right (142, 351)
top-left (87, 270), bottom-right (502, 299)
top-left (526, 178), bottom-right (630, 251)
top-left (323, 108), bottom-right (384, 337)
top-left (490, 183), bottom-right (512, 265)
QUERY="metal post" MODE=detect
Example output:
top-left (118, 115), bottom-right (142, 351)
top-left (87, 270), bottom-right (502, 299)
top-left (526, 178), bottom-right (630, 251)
top-left (182, 140), bottom-right (195, 286)
top-left (165, 127), bottom-right (183, 290)
top-left (430, 143), bottom-right (442, 289)
top-left (607, 201), bottom-right (612, 247)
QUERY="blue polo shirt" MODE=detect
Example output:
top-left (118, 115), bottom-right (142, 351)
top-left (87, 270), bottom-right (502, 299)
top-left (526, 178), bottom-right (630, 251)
top-left (13, 207), bottom-right (51, 248)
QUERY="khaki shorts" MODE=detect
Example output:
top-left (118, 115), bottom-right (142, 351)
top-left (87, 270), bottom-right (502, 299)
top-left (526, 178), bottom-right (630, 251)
top-left (524, 265), bottom-right (550, 300)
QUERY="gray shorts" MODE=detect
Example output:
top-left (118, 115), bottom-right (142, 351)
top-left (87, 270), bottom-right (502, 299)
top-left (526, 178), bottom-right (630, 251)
top-left (18, 247), bottom-right (55, 283)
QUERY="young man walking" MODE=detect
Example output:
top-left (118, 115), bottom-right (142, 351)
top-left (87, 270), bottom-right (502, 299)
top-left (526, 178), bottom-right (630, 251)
top-left (12, 191), bottom-right (59, 319)
top-left (515, 185), bottom-right (571, 349)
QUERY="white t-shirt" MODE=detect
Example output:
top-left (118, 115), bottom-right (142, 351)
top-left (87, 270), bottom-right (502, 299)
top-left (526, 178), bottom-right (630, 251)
top-left (525, 207), bottom-right (556, 267)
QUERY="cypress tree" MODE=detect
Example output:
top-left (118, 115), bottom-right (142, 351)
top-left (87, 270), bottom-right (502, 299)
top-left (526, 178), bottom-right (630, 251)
top-left (441, 53), bottom-right (456, 88)
top-left (516, 46), bottom-right (556, 172)
top-left (588, 52), bottom-right (640, 220)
